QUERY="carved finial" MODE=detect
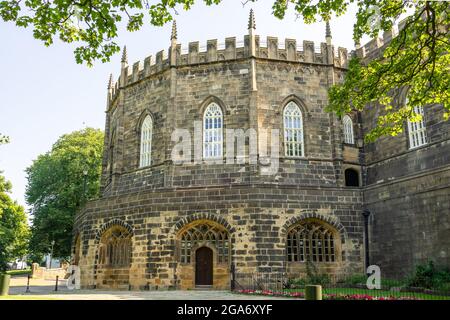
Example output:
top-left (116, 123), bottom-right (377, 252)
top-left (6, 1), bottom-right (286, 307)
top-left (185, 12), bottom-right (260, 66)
top-left (171, 20), bottom-right (177, 40)
top-left (107, 74), bottom-right (113, 89)
top-left (248, 9), bottom-right (256, 30)
top-left (325, 21), bottom-right (332, 46)
top-left (121, 46), bottom-right (128, 64)
top-left (326, 21), bottom-right (332, 39)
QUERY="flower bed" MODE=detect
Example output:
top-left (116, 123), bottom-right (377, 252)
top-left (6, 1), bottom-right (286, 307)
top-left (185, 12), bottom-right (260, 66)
top-left (236, 289), bottom-right (419, 300)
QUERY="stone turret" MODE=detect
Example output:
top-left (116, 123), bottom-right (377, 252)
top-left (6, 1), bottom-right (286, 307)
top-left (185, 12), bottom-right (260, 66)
top-left (120, 46), bottom-right (128, 87)
top-left (248, 9), bottom-right (256, 30)
top-left (107, 74), bottom-right (113, 90)
top-left (325, 21), bottom-right (332, 46)
top-left (121, 46), bottom-right (128, 67)
top-left (170, 20), bottom-right (178, 67)
top-left (171, 20), bottom-right (177, 40)
top-left (248, 9), bottom-right (257, 91)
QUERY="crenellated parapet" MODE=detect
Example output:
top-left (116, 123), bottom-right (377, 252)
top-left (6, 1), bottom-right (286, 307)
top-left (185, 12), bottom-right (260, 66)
top-left (107, 11), bottom-right (351, 108)
top-left (355, 17), bottom-right (408, 61)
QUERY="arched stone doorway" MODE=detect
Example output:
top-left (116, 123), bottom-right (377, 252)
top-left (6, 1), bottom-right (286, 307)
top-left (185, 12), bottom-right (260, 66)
top-left (195, 247), bottom-right (213, 286)
top-left (176, 219), bottom-right (231, 290)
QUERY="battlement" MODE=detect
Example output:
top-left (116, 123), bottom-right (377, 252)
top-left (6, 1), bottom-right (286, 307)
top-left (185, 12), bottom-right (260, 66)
top-left (107, 12), bottom-right (351, 106)
top-left (355, 17), bottom-right (408, 61)
top-left (108, 35), bottom-right (350, 102)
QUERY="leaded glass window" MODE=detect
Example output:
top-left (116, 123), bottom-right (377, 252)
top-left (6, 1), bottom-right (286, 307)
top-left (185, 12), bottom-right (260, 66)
top-left (140, 115), bottom-right (153, 167)
top-left (284, 102), bottom-right (304, 157)
top-left (407, 104), bottom-right (428, 149)
top-left (203, 103), bottom-right (223, 159)
top-left (287, 220), bottom-right (337, 263)
top-left (98, 226), bottom-right (132, 267)
top-left (343, 115), bottom-right (354, 144)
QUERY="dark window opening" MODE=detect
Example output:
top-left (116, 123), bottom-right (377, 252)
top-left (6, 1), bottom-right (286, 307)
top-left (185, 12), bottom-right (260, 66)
top-left (345, 168), bottom-right (359, 187)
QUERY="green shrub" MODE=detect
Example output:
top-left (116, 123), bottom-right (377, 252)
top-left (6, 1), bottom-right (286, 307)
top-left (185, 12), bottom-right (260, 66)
top-left (307, 273), bottom-right (331, 286)
top-left (290, 278), bottom-right (307, 288)
top-left (338, 274), bottom-right (367, 286)
top-left (408, 260), bottom-right (450, 290)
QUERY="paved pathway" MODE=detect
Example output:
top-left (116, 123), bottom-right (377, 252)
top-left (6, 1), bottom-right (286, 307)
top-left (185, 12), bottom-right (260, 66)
top-left (7, 275), bottom-right (289, 300)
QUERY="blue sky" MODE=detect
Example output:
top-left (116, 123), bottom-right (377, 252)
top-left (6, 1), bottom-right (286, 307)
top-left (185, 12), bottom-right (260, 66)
top-left (0, 1), bottom-right (360, 208)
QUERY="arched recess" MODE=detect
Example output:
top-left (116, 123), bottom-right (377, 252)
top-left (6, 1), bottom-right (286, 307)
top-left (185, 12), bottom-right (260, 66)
top-left (282, 214), bottom-right (348, 276)
top-left (135, 109), bottom-right (155, 134)
top-left (97, 225), bottom-right (132, 268)
top-left (343, 165), bottom-right (361, 187)
top-left (281, 213), bottom-right (347, 245)
top-left (285, 218), bottom-right (341, 263)
top-left (95, 219), bottom-right (134, 242)
top-left (345, 168), bottom-right (360, 187)
top-left (173, 213), bottom-right (235, 235)
top-left (279, 95), bottom-right (310, 118)
top-left (173, 214), bottom-right (234, 290)
top-left (92, 219), bottom-right (134, 289)
top-left (199, 96), bottom-right (228, 117)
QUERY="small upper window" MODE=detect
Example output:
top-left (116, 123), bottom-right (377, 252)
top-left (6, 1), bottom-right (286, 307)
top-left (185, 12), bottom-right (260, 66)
top-left (343, 115), bottom-right (354, 144)
top-left (284, 102), bottom-right (304, 157)
top-left (407, 104), bottom-right (428, 149)
top-left (139, 115), bottom-right (153, 167)
top-left (345, 168), bottom-right (359, 187)
top-left (203, 103), bottom-right (223, 159)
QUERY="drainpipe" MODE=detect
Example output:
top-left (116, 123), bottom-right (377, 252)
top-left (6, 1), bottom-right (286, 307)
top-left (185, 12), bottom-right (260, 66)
top-left (362, 209), bottom-right (371, 272)
top-left (230, 262), bottom-right (235, 291)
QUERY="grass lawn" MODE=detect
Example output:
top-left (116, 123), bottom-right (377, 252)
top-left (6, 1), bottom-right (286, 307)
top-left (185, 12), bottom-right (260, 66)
top-left (6, 269), bottom-right (31, 276)
top-left (286, 287), bottom-right (450, 300)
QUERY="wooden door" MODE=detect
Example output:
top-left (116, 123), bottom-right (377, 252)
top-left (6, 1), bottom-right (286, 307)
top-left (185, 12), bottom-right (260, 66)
top-left (195, 247), bottom-right (213, 286)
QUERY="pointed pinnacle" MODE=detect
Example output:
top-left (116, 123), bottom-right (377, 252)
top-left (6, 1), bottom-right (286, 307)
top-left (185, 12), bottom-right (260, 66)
top-left (121, 46), bottom-right (128, 64)
top-left (248, 9), bottom-right (256, 30)
top-left (107, 74), bottom-right (113, 89)
top-left (326, 21), bottom-right (332, 38)
top-left (171, 20), bottom-right (177, 40)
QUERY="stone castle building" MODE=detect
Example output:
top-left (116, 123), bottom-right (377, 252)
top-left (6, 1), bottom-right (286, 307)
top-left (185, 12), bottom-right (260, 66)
top-left (72, 11), bottom-right (450, 290)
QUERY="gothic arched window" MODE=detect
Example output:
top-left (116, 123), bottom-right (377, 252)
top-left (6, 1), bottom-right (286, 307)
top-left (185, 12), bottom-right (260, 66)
top-left (203, 103), bottom-right (223, 159)
top-left (407, 101), bottom-right (427, 149)
top-left (139, 115), bottom-right (153, 167)
top-left (283, 102), bottom-right (304, 157)
top-left (98, 226), bottom-right (132, 268)
top-left (287, 220), bottom-right (338, 263)
top-left (178, 221), bottom-right (230, 264)
top-left (343, 115), bottom-right (354, 144)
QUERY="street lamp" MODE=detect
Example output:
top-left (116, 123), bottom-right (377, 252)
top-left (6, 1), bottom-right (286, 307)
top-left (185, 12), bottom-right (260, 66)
top-left (362, 209), bottom-right (371, 272)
